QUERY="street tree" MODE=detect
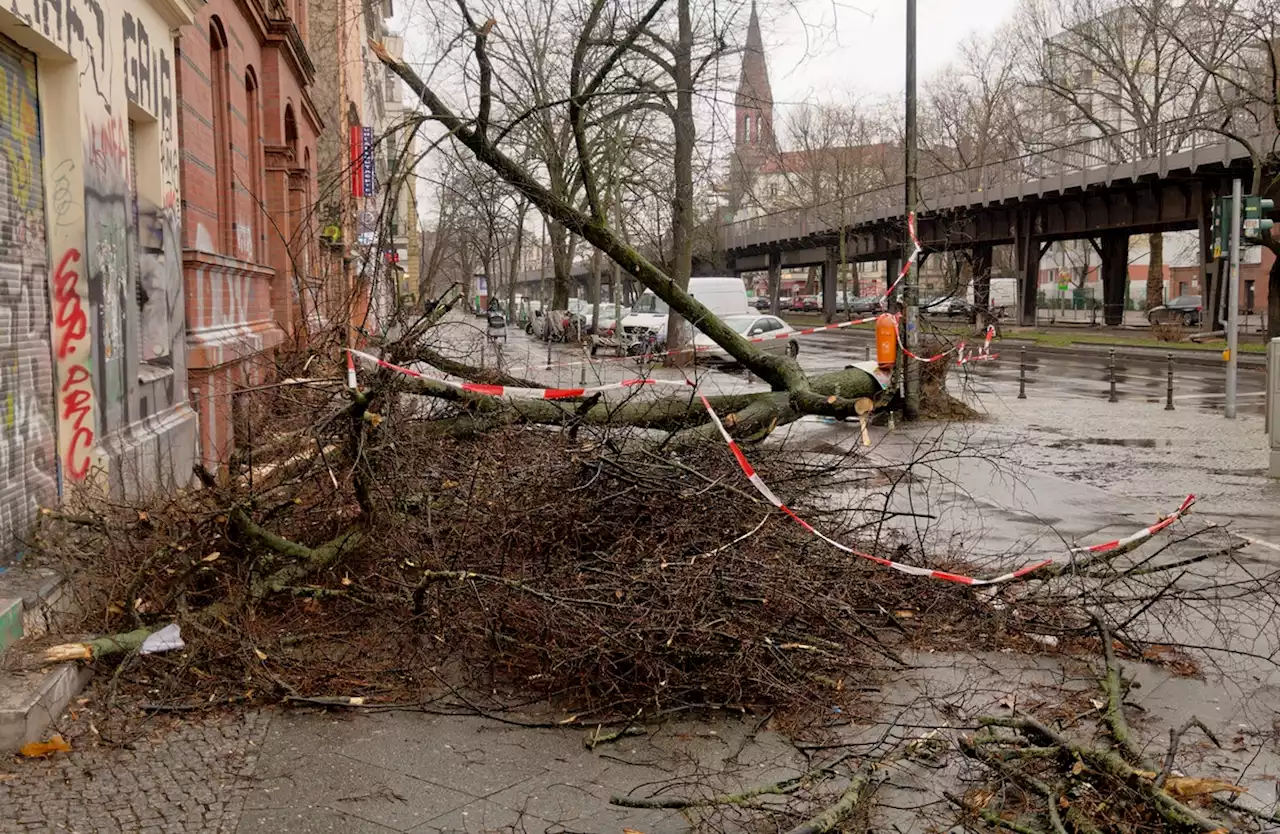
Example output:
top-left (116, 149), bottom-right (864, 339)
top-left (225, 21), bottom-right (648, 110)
top-left (375, 0), bottom-right (888, 419)
top-left (1014, 0), bottom-right (1232, 314)
top-left (1157, 0), bottom-right (1280, 336)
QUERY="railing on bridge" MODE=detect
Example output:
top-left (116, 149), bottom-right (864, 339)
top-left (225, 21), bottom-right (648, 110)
top-left (722, 113), bottom-right (1265, 251)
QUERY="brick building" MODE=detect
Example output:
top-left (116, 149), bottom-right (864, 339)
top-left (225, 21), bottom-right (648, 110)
top-left (1, 0), bottom-right (202, 559)
top-left (176, 0), bottom-right (322, 473)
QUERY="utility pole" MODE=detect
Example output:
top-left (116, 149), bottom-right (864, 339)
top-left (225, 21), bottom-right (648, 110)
top-left (1226, 178), bottom-right (1242, 419)
top-left (901, 0), bottom-right (921, 418)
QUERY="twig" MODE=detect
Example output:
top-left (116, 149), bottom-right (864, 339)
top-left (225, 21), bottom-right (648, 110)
top-left (783, 758), bottom-right (878, 834)
top-left (611, 753), bottom-right (854, 810)
top-left (944, 791), bottom-right (1049, 834)
top-left (1092, 612), bottom-right (1148, 767)
top-left (1156, 717), bottom-right (1221, 789)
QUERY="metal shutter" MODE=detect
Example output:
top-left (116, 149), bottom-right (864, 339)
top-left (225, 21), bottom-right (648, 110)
top-left (0, 34), bottom-right (53, 561)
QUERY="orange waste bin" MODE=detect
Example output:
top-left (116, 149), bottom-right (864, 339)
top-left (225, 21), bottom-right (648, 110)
top-left (876, 314), bottom-right (897, 367)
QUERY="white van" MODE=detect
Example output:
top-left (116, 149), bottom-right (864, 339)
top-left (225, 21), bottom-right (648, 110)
top-left (621, 276), bottom-right (750, 347)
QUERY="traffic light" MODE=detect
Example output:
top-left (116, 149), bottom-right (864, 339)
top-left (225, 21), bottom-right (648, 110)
top-left (1243, 196), bottom-right (1276, 244)
top-left (1212, 196), bottom-right (1233, 258)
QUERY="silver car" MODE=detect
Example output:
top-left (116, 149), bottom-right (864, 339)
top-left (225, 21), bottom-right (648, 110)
top-left (693, 314), bottom-right (800, 360)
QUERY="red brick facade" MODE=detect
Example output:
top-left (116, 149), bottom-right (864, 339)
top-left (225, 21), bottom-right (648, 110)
top-left (177, 0), bottom-right (322, 473)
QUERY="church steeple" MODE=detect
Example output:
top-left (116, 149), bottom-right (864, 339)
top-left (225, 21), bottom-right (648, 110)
top-left (735, 0), bottom-right (775, 155)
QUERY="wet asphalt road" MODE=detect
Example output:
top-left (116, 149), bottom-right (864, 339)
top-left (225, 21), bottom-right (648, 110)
top-left (789, 329), bottom-right (1269, 417)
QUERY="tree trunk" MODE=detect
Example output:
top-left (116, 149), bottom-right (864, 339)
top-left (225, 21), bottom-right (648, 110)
top-left (550, 221), bottom-right (572, 309)
top-left (507, 202), bottom-right (526, 316)
top-left (591, 247), bottom-right (602, 333)
top-left (665, 0), bottom-right (696, 359)
top-left (1146, 232), bottom-right (1164, 311)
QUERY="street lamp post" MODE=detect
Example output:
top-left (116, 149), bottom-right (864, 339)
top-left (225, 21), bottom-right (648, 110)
top-left (902, 0), bottom-right (921, 418)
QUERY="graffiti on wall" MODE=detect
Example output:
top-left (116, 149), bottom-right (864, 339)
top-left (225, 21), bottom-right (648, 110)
top-left (52, 248), bottom-right (94, 480)
top-left (4, 0), bottom-right (186, 489)
top-left (0, 37), bottom-right (56, 553)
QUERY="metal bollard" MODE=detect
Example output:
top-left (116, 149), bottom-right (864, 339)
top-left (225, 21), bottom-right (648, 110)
top-left (1165, 352), bottom-right (1175, 411)
top-left (1017, 346), bottom-right (1027, 399)
top-left (1108, 348), bottom-right (1118, 403)
top-left (865, 345), bottom-right (871, 361)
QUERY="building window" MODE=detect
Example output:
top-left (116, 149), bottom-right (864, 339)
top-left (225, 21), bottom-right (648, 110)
top-left (743, 114), bottom-right (751, 144)
top-left (127, 114), bottom-right (170, 366)
top-left (210, 19), bottom-right (234, 255)
top-left (245, 69), bottom-right (262, 260)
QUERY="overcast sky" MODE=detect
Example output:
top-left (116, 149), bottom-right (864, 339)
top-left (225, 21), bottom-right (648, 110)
top-left (761, 0), bottom-right (1021, 103)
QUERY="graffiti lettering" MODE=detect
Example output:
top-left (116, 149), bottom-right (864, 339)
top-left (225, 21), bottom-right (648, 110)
top-left (59, 364), bottom-right (93, 481)
top-left (88, 117), bottom-right (127, 178)
top-left (51, 159), bottom-right (77, 225)
top-left (53, 249), bottom-right (87, 359)
top-left (121, 12), bottom-right (153, 113)
top-left (66, 0), bottom-right (111, 114)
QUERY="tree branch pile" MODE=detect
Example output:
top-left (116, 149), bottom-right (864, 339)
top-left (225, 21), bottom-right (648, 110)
top-left (951, 621), bottom-right (1268, 834)
top-left (26, 416), bottom-right (1047, 724)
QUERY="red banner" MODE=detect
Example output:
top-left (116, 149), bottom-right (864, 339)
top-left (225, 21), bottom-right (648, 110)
top-left (350, 125), bottom-right (364, 197)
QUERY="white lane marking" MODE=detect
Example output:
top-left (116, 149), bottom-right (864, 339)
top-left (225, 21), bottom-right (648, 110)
top-left (1173, 391), bottom-right (1267, 400)
top-left (1233, 532), bottom-right (1280, 554)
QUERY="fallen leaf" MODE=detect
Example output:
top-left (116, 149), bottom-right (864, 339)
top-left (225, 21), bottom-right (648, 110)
top-left (20, 735), bottom-right (71, 758)
top-left (894, 609), bottom-right (915, 619)
top-left (253, 648), bottom-right (268, 661)
top-left (623, 829), bottom-right (647, 834)
top-left (1163, 776), bottom-right (1246, 800)
top-left (202, 552), bottom-right (221, 563)
top-left (558, 714), bottom-right (579, 725)
top-left (106, 602), bottom-right (125, 616)
top-left (442, 480), bottom-right (459, 489)
top-left (341, 575), bottom-right (353, 586)
top-left (1071, 758), bottom-right (1085, 776)
top-left (137, 511), bottom-right (149, 522)
top-left (1058, 796), bottom-right (1070, 809)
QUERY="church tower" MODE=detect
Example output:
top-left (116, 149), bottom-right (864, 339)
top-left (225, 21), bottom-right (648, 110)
top-left (730, 1), bottom-right (777, 213)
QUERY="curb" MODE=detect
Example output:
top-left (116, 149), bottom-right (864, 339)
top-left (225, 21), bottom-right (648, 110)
top-left (998, 339), bottom-right (1268, 369)
top-left (0, 567), bottom-right (90, 751)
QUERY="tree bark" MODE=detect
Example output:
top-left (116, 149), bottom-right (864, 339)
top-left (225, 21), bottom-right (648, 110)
top-left (1146, 232), bottom-right (1165, 311)
top-left (550, 220), bottom-right (572, 309)
top-left (665, 0), bottom-right (696, 359)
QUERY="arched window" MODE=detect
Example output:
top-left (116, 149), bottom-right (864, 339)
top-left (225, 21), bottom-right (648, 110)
top-left (284, 104), bottom-right (298, 161)
top-left (210, 17), bottom-right (233, 255)
top-left (743, 114), bottom-right (751, 144)
top-left (245, 68), bottom-right (262, 260)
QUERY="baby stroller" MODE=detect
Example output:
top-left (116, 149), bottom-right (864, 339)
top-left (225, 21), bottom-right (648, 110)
top-left (486, 311), bottom-right (507, 343)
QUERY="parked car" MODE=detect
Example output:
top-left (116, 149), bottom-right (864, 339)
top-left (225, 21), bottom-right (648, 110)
top-left (788, 296), bottom-right (807, 312)
top-left (753, 296), bottom-right (771, 310)
top-left (1147, 295), bottom-right (1203, 326)
top-left (921, 296), bottom-right (969, 317)
top-left (694, 314), bottom-right (799, 360)
top-left (801, 295), bottom-right (821, 312)
top-left (846, 295), bottom-right (887, 315)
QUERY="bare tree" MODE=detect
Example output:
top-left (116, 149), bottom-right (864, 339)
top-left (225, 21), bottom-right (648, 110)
top-left (1015, 0), bottom-right (1232, 313)
top-left (373, 0), bottom-right (886, 419)
top-left (1159, 0), bottom-right (1280, 335)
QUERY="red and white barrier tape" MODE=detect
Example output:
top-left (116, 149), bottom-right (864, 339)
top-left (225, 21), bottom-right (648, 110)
top-left (347, 349), bottom-right (694, 400)
top-left (695, 392), bottom-right (1051, 585)
top-left (957, 325), bottom-right (999, 365)
top-left (1069, 495), bottom-right (1196, 555)
top-left (883, 212), bottom-right (923, 300)
top-left (346, 351), bottom-right (358, 389)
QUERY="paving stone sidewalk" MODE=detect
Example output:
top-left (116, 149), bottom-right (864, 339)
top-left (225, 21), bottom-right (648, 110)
top-left (0, 711), bottom-right (271, 833)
